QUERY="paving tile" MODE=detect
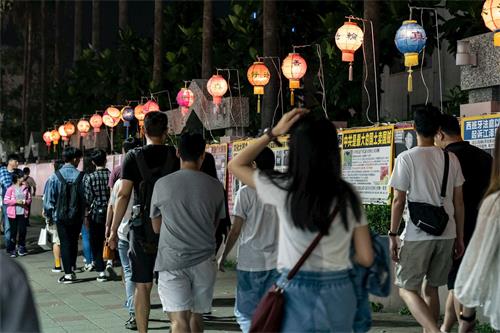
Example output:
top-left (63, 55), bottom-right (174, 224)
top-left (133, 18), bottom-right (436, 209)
top-left (52, 315), bottom-right (87, 323)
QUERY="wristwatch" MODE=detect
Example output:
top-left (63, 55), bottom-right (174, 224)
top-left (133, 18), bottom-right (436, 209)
top-left (388, 231), bottom-right (398, 237)
top-left (263, 128), bottom-right (283, 147)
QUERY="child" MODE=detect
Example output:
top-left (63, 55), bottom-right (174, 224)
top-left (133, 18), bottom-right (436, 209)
top-left (3, 169), bottom-right (31, 257)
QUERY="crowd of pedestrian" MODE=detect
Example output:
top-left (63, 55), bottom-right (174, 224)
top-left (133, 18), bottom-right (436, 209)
top-left (1, 107), bottom-right (499, 333)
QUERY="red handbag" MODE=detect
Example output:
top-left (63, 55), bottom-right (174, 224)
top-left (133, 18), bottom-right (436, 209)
top-left (249, 204), bottom-right (341, 333)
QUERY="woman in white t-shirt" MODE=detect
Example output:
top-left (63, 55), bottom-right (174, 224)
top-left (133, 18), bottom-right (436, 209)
top-left (228, 109), bottom-right (374, 332)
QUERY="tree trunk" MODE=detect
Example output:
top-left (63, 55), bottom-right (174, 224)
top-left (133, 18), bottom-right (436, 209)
top-left (262, 0), bottom-right (279, 129)
top-left (41, 0), bottom-right (47, 131)
top-left (152, 0), bottom-right (163, 88)
top-left (362, 0), bottom-right (380, 123)
top-left (92, 0), bottom-right (100, 50)
top-left (74, 0), bottom-right (82, 62)
top-left (118, 0), bottom-right (128, 31)
top-left (201, 0), bottom-right (213, 79)
top-left (54, 0), bottom-right (61, 81)
top-left (22, 9), bottom-right (33, 145)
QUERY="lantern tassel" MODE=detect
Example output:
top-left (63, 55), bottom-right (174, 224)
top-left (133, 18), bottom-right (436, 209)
top-left (348, 63), bottom-right (353, 81)
top-left (257, 95), bottom-right (261, 114)
top-left (407, 68), bottom-right (413, 93)
top-left (290, 89), bottom-right (295, 106)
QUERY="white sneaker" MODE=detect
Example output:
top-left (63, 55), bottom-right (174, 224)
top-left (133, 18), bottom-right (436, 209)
top-left (96, 272), bottom-right (107, 282)
top-left (84, 263), bottom-right (95, 272)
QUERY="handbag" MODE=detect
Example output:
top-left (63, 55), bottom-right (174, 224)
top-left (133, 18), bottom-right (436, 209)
top-left (103, 241), bottom-right (115, 260)
top-left (249, 203), bottom-right (342, 333)
top-left (408, 150), bottom-right (450, 236)
top-left (38, 227), bottom-right (51, 250)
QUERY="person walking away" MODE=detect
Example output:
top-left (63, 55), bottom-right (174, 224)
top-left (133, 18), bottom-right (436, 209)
top-left (81, 156), bottom-right (96, 271)
top-left (388, 106), bottom-right (465, 333)
top-left (106, 138), bottom-right (139, 330)
top-left (44, 147), bottom-right (85, 284)
top-left (23, 167), bottom-right (36, 222)
top-left (3, 169), bottom-right (31, 257)
top-left (108, 111), bottom-right (179, 333)
top-left (0, 154), bottom-right (19, 250)
top-left (228, 109), bottom-right (374, 332)
top-left (84, 149), bottom-right (112, 282)
top-left (219, 147), bottom-right (279, 333)
top-left (454, 126), bottom-right (500, 332)
top-left (435, 114), bottom-right (493, 333)
top-left (151, 133), bottom-right (226, 333)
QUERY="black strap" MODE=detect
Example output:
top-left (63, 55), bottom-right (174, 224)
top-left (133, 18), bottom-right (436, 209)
top-left (134, 147), bottom-right (174, 182)
top-left (55, 170), bottom-right (67, 185)
top-left (440, 151), bottom-right (449, 198)
top-left (286, 202), bottom-right (342, 281)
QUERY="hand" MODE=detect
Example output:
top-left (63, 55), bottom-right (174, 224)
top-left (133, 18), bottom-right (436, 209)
top-left (108, 232), bottom-right (118, 250)
top-left (389, 236), bottom-right (400, 262)
top-left (271, 108), bottom-right (308, 137)
top-left (218, 257), bottom-right (226, 272)
top-left (454, 238), bottom-right (465, 260)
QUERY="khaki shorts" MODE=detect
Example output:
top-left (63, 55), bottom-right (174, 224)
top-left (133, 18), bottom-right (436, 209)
top-left (158, 256), bottom-right (217, 314)
top-left (46, 224), bottom-right (60, 245)
top-left (395, 239), bottom-right (454, 291)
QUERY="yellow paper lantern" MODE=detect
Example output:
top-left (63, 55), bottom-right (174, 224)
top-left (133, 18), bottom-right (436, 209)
top-left (482, 0), bottom-right (500, 46)
top-left (50, 129), bottom-right (61, 145)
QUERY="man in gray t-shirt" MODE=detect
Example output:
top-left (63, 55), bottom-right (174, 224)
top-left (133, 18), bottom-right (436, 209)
top-left (151, 133), bottom-right (225, 333)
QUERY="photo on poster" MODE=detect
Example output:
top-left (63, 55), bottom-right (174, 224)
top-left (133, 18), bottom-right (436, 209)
top-left (394, 128), bottom-right (417, 158)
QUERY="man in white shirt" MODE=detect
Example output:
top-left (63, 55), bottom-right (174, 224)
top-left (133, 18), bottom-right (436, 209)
top-left (218, 147), bottom-right (279, 333)
top-left (388, 106), bottom-right (465, 333)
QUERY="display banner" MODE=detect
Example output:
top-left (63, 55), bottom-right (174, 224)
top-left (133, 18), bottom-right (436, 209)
top-left (205, 144), bottom-right (228, 189)
top-left (461, 114), bottom-right (500, 156)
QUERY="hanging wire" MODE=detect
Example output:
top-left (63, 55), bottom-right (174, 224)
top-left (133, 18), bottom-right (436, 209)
top-left (361, 20), bottom-right (374, 124)
top-left (420, 9), bottom-right (430, 106)
top-left (315, 44), bottom-right (328, 119)
top-left (150, 89), bottom-right (173, 110)
top-left (260, 56), bottom-right (284, 127)
top-left (434, 9), bottom-right (444, 113)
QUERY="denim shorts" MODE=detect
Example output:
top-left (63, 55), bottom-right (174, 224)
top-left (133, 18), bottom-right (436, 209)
top-left (277, 269), bottom-right (356, 332)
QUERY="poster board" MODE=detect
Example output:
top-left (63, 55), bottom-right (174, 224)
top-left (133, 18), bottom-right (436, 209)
top-left (205, 144), bottom-right (228, 188)
top-left (461, 114), bottom-right (500, 156)
top-left (269, 136), bottom-right (290, 173)
top-left (394, 127), bottom-right (417, 158)
top-left (341, 126), bottom-right (395, 205)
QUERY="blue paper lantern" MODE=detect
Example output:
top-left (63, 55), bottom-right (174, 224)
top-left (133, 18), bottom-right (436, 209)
top-left (121, 106), bottom-right (135, 127)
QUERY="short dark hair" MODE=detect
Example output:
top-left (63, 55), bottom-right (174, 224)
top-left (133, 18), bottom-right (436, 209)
top-left (144, 112), bottom-right (168, 137)
top-left (11, 169), bottom-right (24, 184)
top-left (7, 154), bottom-right (19, 162)
top-left (178, 133), bottom-right (206, 162)
top-left (414, 106), bottom-right (441, 138)
top-left (439, 114), bottom-right (461, 136)
top-left (53, 159), bottom-right (64, 171)
top-left (122, 137), bottom-right (140, 153)
top-left (62, 147), bottom-right (83, 163)
top-left (255, 147), bottom-right (275, 171)
top-left (22, 167), bottom-right (30, 175)
top-left (90, 149), bottom-right (107, 167)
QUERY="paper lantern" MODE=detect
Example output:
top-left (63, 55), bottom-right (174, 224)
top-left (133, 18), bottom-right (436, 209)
top-left (143, 100), bottom-right (160, 115)
top-left (247, 62), bottom-right (271, 114)
top-left (121, 106), bottom-right (135, 127)
top-left (207, 75), bottom-right (228, 105)
top-left (43, 131), bottom-right (52, 147)
top-left (58, 125), bottom-right (67, 138)
top-left (176, 88), bottom-right (195, 116)
top-left (482, 0), bottom-right (500, 46)
top-left (103, 110), bottom-right (120, 128)
top-left (50, 129), bottom-right (60, 145)
top-left (90, 114), bottom-right (103, 133)
top-left (64, 122), bottom-right (75, 137)
top-left (77, 119), bottom-right (91, 137)
top-left (395, 20), bottom-right (427, 92)
top-left (106, 106), bottom-right (121, 118)
top-left (281, 53), bottom-right (307, 105)
top-left (335, 21), bottom-right (364, 81)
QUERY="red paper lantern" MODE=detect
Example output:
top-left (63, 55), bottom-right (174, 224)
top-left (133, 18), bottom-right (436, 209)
top-left (282, 53), bottom-right (307, 105)
top-left (43, 131), bottom-right (52, 147)
top-left (90, 114), bottom-right (103, 133)
top-left (247, 61), bottom-right (271, 114)
top-left (106, 106), bottom-right (121, 119)
top-left (64, 122), bottom-right (75, 137)
top-left (143, 100), bottom-right (160, 115)
top-left (207, 75), bottom-right (228, 105)
top-left (50, 129), bottom-right (61, 145)
top-left (176, 88), bottom-right (195, 116)
top-left (103, 111), bottom-right (120, 128)
top-left (77, 119), bottom-right (91, 137)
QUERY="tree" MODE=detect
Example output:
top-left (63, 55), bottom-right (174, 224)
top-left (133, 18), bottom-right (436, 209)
top-left (262, 0), bottom-right (279, 129)
top-left (54, 0), bottom-right (61, 81)
top-left (152, 0), bottom-right (163, 89)
top-left (40, 0), bottom-right (47, 131)
top-left (21, 4), bottom-right (33, 144)
top-left (202, 0), bottom-right (213, 79)
top-left (118, 0), bottom-right (128, 31)
top-left (362, 0), bottom-right (380, 123)
top-left (74, 0), bottom-right (82, 62)
top-left (92, 0), bottom-right (100, 50)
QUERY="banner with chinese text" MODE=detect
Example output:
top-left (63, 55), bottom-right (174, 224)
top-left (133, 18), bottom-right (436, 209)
top-left (461, 114), bottom-right (500, 156)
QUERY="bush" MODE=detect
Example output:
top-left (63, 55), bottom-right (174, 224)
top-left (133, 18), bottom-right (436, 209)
top-left (365, 204), bottom-right (391, 235)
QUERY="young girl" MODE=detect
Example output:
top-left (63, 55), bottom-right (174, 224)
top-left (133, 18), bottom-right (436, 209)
top-left (4, 169), bottom-right (32, 257)
top-left (229, 109), bottom-right (374, 331)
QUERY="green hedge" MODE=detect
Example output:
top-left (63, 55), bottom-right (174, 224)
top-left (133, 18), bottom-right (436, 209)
top-left (365, 204), bottom-right (392, 235)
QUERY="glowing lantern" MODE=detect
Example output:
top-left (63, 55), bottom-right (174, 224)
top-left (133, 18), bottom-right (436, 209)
top-left (121, 106), bottom-right (135, 127)
top-left (135, 104), bottom-right (145, 124)
top-left (77, 119), bottom-right (91, 137)
top-left (247, 62), bottom-right (271, 114)
top-left (50, 129), bottom-right (60, 145)
top-left (106, 106), bottom-right (121, 118)
top-left (64, 122), bottom-right (75, 137)
top-left (143, 100), bottom-right (160, 115)
top-left (176, 88), bottom-right (195, 116)
top-left (103, 110), bottom-right (120, 128)
top-left (90, 114), bottom-right (103, 133)
top-left (207, 74), bottom-right (228, 105)
top-left (43, 131), bottom-right (52, 147)
top-left (335, 21), bottom-right (364, 81)
top-left (281, 53), bottom-right (307, 105)
top-left (395, 20), bottom-right (427, 92)
top-left (58, 125), bottom-right (69, 142)
top-left (482, 0), bottom-right (500, 46)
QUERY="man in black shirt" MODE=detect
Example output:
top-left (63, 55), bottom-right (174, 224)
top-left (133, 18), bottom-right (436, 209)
top-left (108, 111), bottom-right (179, 333)
top-left (435, 114), bottom-right (493, 333)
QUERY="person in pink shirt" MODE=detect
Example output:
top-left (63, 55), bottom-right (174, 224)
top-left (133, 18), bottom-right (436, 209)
top-left (3, 169), bottom-right (31, 257)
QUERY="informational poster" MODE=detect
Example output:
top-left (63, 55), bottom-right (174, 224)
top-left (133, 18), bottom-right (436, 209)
top-left (227, 140), bottom-right (252, 213)
top-left (341, 126), bottom-right (395, 205)
top-left (269, 136), bottom-right (290, 173)
top-left (394, 127), bottom-right (417, 158)
top-left (461, 114), bottom-right (500, 156)
top-left (205, 144), bottom-right (228, 188)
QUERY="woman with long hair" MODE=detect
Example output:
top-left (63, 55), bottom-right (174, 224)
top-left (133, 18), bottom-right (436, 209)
top-left (228, 109), bottom-right (373, 331)
top-left (454, 127), bottom-right (500, 332)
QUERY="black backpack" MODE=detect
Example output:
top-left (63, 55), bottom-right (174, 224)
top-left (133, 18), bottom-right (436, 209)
top-left (131, 147), bottom-right (178, 253)
top-left (55, 170), bottom-right (85, 224)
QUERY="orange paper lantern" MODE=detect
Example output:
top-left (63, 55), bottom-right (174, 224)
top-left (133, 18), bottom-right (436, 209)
top-left (43, 131), bottom-right (52, 147)
top-left (143, 100), bottom-right (160, 115)
top-left (58, 125), bottom-right (67, 137)
top-left (90, 114), bottom-right (103, 133)
top-left (50, 129), bottom-right (61, 145)
top-left (103, 111), bottom-right (120, 128)
top-left (207, 74), bottom-right (228, 105)
top-left (77, 119), bottom-right (91, 137)
top-left (281, 53), bottom-right (307, 105)
top-left (247, 61), bottom-right (271, 114)
top-left (134, 104), bottom-right (145, 122)
top-left (64, 122), bottom-right (75, 136)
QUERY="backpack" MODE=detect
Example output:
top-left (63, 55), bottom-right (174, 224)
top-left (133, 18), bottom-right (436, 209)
top-left (131, 147), bottom-right (177, 254)
top-left (54, 170), bottom-right (85, 224)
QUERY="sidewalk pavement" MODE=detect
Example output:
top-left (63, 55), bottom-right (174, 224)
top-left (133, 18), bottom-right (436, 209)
top-left (5, 218), bottom-right (422, 333)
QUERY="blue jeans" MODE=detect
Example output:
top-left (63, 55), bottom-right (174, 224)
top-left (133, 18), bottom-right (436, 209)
top-left (118, 239), bottom-right (135, 315)
top-left (277, 270), bottom-right (356, 332)
top-left (235, 269), bottom-right (280, 333)
top-left (81, 224), bottom-right (93, 264)
top-left (2, 204), bottom-right (10, 248)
